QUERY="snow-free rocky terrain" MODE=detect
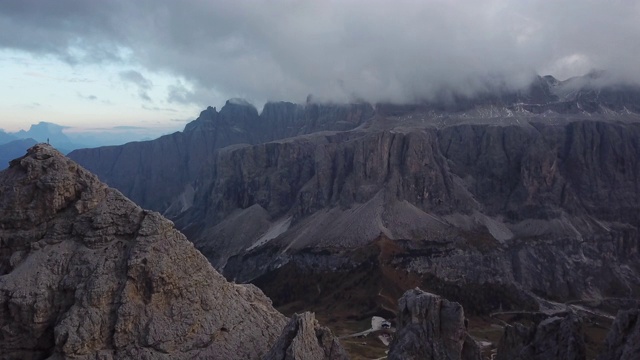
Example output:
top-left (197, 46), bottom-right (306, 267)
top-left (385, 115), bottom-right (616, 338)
top-left (1, 145), bottom-right (638, 359)
top-left (0, 144), bottom-right (349, 359)
top-left (67, 74), bottom-right (640, 357)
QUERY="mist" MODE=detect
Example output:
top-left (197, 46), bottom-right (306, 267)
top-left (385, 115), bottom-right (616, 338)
top-left (2, 0), bottom-right (640, 106)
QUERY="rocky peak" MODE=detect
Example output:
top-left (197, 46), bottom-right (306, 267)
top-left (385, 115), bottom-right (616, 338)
top-left (183, 105), bottom-right (218, 132)
top-left (387, 288), bottom-right (481, 360)
top-left (2, 144), bottom-right (106, 242)
top-left (220, 98), bottom-right (260, 118)
top-left (227, 97), bottom-right (255, 107)
top-left (524, 75), bottom-right (559, 104)
top-left (182, 100), bottom-right (261, 134)
top-left (263, 312), bottom-right (349, 360)
top-left (0, 143), bottom-right (288, 359)
top-left (542, 75), bottom-right (560, 86)
top-left (495, 311), bottom-right (585, 360)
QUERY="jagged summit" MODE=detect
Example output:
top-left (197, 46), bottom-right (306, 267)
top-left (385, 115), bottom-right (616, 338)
top-left (181, 72), bottom-right (640, 138)
top-left (17, 121), bottom-right (68, 135)
top-left (264, 312), bottom-right (349, 360)
top-left (12, 122), bottom-right (79, 151)
top-left (227, 97), bottom-right (255, 107)
top-left (0, 143), bottom-right (288, 359)
top-left (388, 288), bottom-right (482, 360)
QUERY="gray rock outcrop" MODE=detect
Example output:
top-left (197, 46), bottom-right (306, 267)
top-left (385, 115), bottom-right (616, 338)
top-left (387, 288), bottom-right (481, 360)
top-left (597, 309), bottom-right (640, 360)
top-left (263, 312), bottom-right (349, 360)
top-left (0, 144), bottom-right (288, 359)
top-left (495, 311), bottom-right (585, 360)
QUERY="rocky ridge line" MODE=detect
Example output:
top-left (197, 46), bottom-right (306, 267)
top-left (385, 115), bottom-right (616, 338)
top-left (0, 144), bottom-right (288, 359)
top-left (387, 288), bottom-right (482, 360)
top-left (263, 312), bottom-right (349, 360)
top-left (69, 101), bottom-right (374, 213)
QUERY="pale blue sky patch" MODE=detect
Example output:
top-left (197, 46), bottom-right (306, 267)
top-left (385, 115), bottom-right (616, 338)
top-left (0, 48), bottom-right (204, 132)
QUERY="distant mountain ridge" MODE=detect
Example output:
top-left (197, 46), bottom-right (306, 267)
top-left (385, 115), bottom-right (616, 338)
top-left (13, 122), bottom-right (74, 149)
top-left (375, 73), bottom-right (640, 116)
top-left (69, 73), bottom-right (640, 322)
top-left (69, 73), bottom-right (640, 215)
top-left (2, 121), bottom-right (179, 153)
top-left (0, 130), bottom-right (17, 144)
top-left (70, 100), bottom-right (374, 212)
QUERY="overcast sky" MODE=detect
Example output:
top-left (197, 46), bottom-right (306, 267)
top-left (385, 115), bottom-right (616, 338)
top-left (1, 0), bottom-right (640, 132)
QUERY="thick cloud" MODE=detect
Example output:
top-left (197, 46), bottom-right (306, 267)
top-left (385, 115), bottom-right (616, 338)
top-left (2, 0), bottom-right (639, 105)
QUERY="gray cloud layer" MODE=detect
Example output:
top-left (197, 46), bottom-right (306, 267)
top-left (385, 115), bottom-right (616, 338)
top-left (119, 70), bottom-right (153, 101)
top-left (2, 0), bottom-right (639, 105)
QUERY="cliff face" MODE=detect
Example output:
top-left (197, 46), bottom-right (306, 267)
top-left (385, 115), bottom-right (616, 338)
top-left (0, 144), bottom-right (288, 359)
top-left (175, 120), bottom-right (640, 310)
top-left (68, 75), bottom-right (640, 316)
top-left (193, 120), bottom-right (640, 226)
top-left (69, 101), bottom-right (373, 213)
top-left (387, 288), bottom-right (481, 360)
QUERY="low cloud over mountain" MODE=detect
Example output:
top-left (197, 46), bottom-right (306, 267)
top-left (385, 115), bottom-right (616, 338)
top-left (2, 1), bottom-right (640, 105)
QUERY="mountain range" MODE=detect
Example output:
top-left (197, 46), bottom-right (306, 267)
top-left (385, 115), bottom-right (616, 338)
top-left (1, 72), bottom-right (630, 358)
top-left (2, 143), bottom-right (638, 359)
top-left (0, 143), bottom-right (352, 359)
top-left (0, 122), bottom-right (179, 170)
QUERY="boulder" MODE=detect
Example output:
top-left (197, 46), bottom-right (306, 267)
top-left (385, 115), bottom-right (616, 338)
top-left (388, 288), bottom-right (481, 360)
top-left (264, 312), bottom-right (349, 360)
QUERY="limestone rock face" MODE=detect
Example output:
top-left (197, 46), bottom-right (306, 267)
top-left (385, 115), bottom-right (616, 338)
top-left (69, 84), bottom-right (640, 316)
top-left (597, 309), bottom-right (640, 360)
top-left (263, 312), bottom-right (349, 360)
top-left (387, 288), bottom-right (481, 360)
top-left (68, 101), bottom-right (373, 213)
top-left (0, 144), bottom-right (287, 359)
top-left (216, 120), bottom-right (640, 315)
top-left (495, 311), bottom-right (585, 360)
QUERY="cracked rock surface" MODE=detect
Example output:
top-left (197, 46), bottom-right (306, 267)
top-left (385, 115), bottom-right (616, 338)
top-left (387, 288), bottom-right (481, 360)
top-left (495, 311), bottom-right (586, 360)
top-left (0, 144), bottom-right (287, 359)
top-left (263, 312), bottom-right (349, 360)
